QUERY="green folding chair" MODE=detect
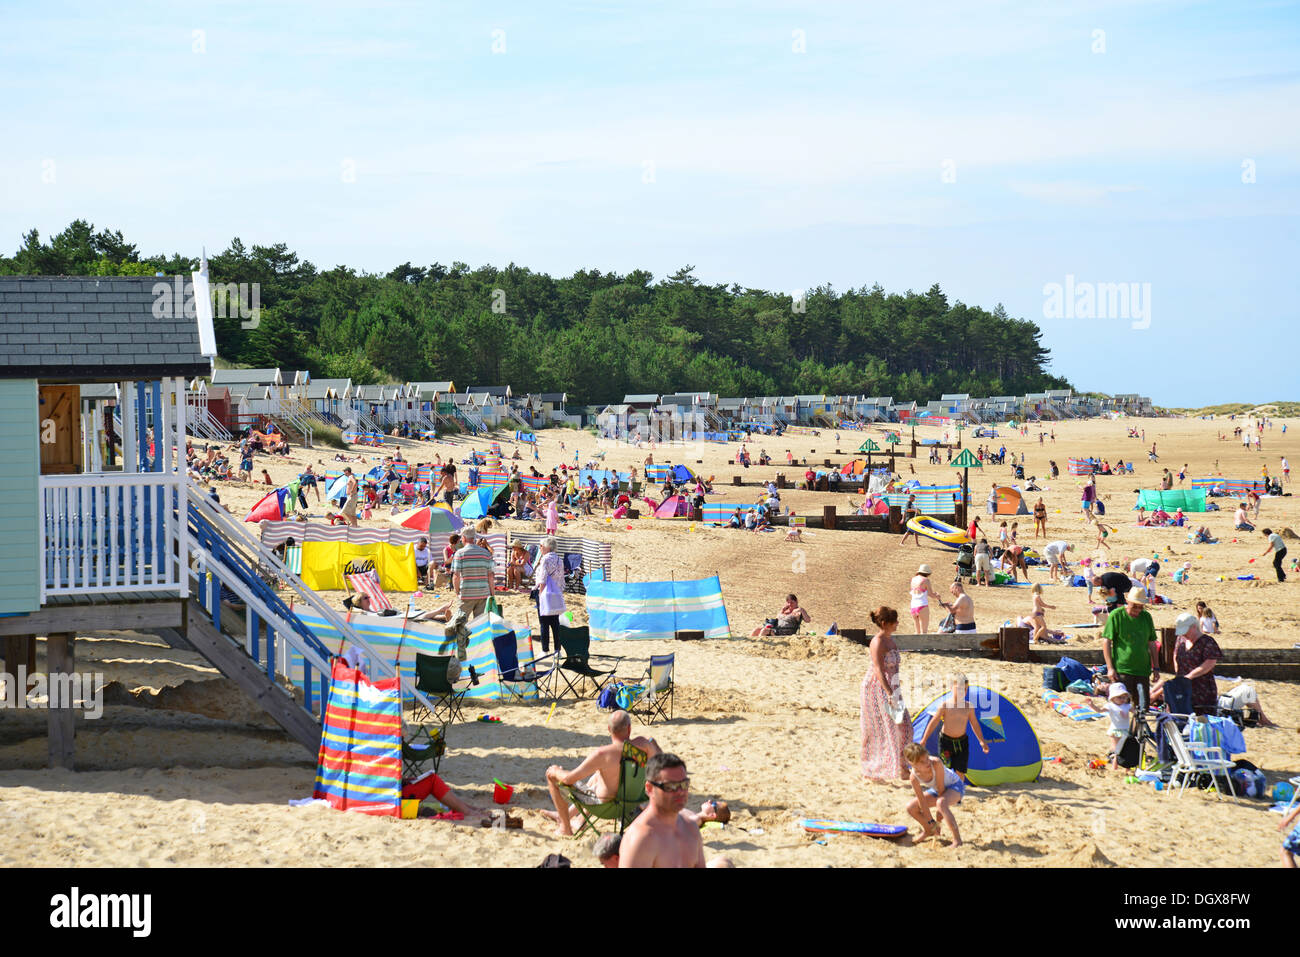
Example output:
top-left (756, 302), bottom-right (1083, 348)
top-left (401, 723), bottom-right (446, 780)
top-left (412, 653), bottom-right (471, 724)
top-left (560, 741), bottom-right (649, 838)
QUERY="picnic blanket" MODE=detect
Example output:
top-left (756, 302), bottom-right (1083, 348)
top-left (1041, 690), bottom-right (1104, 721)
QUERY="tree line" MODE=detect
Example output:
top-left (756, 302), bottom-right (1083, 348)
top-left (3, 220), bottom-right (1072, 405)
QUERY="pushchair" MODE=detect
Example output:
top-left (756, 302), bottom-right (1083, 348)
top-left (562, 552), bottom-right (587, 594)
top-left (954, 543), bottom-right (975, 582)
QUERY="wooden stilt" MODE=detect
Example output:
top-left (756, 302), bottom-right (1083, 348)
top-left (3, 635), bottom-right (35, 700)
top-left (46, 633), bottom-right (75, 770)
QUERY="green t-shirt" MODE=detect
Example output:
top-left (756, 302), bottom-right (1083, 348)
top-left (1103, 607), bottom-right (1157, 676)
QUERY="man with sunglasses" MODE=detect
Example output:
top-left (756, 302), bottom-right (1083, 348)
top-left (620, 753), bottom-right (707, 868)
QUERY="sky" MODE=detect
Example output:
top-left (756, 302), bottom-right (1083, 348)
top-left (2, 0), bottom-right (1298, 406)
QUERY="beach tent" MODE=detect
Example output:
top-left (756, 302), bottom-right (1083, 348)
top-left (245, 484), bottom-right (298, 523)
top-left (297, 541), bottom-right (418, 591)
top-left (911, 686), bottom-right (1042, 785)
top-left (990, 485), bottom-right (1030, 515)
top-left (1135, 489), bottom-right (1207, 512)
top-left (313, 660), bottom-right (402, 815)
top-left (460, 484), bottom-right (509, 519)
top-left (669, 464), bottom-right (694, 483)
top-left (840, 459), bottom-right (867, 476)
top-left (393, 504), bottom-right (464, 535)
top-left (653, 494), bottom-right (692, 518)
top-left (585, 572), bottom-right (731, 640)
top-left (325, 473), bottom-right (351, 505)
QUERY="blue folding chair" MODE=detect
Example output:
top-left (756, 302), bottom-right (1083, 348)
top-left (491, 630), bottom-right (555, 704)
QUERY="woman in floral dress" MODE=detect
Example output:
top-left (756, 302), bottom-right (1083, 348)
top-left (861, 605), bottom-right (911, 782)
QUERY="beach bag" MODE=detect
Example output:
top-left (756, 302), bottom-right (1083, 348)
top-left (1095, 499), bottom-right (1106, 516)
top-left (1041, 666), bottom-right (1065, 692)
top-left (1066, 678), bottom-right (1095, 695)
top-left (938, 613), bottom-right (956, 634)
top-left (1056, 656), bottom-right (1092, 685)
top-left (615, 684), bottom-right (645, 710)
top-left (1230, 761), bottom-right (1267, 799)
top-left (597, 683), bottom-right (621, 710)
top-left (1116, 734), bottom-right (1140, 768)
top-left (1069, 574), bottom-right (1088, 587)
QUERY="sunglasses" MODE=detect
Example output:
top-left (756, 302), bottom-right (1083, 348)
top-left (649, 777), bottom-right (690, 793)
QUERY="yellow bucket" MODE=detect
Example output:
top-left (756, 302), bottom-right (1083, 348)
top-left (401, 799), bottom-right (420, 819)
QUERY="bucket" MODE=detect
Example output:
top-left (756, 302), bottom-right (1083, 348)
top-left (493, 781), bottom-right (514, 804)
top-left (401, 799), bottom-right (420, 819)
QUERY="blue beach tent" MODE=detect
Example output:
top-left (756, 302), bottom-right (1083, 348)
top-left (911, 685), bottom-right (1042, 785)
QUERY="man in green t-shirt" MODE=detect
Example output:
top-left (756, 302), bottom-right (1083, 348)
top-left (1102, 587), bottom-right (1160, 708)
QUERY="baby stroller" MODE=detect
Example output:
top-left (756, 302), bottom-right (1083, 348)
top-left (562, 552), bottom-right (587, 594)
top-left (1013, 464), bottom-right (1025, 481)
top-left (954, 543), bottom-right (975, 582)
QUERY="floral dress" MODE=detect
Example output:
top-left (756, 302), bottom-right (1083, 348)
top-left (1175, 633), bottom-right (1222, 712)
top-left (860, 643), bottom-right (910, 781)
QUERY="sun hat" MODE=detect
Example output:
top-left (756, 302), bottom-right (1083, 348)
top-left (1124, 586), bottom-right (1148, 605)
top-left (1108, 683), bottom-right (1130, 701)
top-left (1174, 611), bottom-right (1198, 636)
top-left (918, 564), bottom-right (932, 576)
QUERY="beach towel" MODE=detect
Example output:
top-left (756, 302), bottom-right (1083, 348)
top-left (1041, 690), bottom-right (1104, 721)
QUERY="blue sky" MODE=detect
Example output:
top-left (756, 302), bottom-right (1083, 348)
top-left (2, 0), bottom-right (1297, 405)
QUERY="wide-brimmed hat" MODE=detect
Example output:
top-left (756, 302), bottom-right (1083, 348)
top-left (1108, 683), bottom-right (1130, 701)
top-left (918, 564), bottom-right (932, 576)
top-left (1124, 587), bottom-right (1148, 605)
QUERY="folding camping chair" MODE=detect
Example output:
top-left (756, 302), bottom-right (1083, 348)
top-left (491, 630), bottom-right (556, 704)
top-left (627, 654), bottom-right (675, 726)
top-left (412, 653), bottom-right (473, 724)
top-left (548, 621), bottom-right (622, 701)
top-left (559, 740), bottom-right (650, 838)
top-left (401, 723), bottom-right (446, 779)
top-left (1166, 718), bottom-right (1238, 802)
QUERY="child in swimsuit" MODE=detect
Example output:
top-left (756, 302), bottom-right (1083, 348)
top-left (903, 741), bottom-right (965, 847)
top-left (919, 674), bottom-right (990, 781)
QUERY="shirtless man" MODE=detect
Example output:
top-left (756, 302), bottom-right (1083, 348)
top-left (542, 711), bottom-right (659, 836)
top-left (918, 674), bottom-right (990, 781)
top-left (942, 582), bottom-right (976, 632)
top-left (619, 753), bottom-right (706, 868)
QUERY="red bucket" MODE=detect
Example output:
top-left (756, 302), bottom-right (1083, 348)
top-left (493, 782), bottom-right (514, 805)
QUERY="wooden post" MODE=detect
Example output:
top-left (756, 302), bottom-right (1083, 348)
top-left (3, 636), bottom-right (35, 697)
top-left (888, 505), bottom-right (903, 533)
top-left (998, 625), bottom-right (1030, 663)
top-left (1159, 626), bottom-right (1176, 674)
top-left (822, 504), bottom-right (837, 530)
top-left (46, 633), bottom-right (75, 770)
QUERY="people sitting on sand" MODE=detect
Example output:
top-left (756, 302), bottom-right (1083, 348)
top-left (403, 770), bottom-right (485, 819)
top-left (751, 594), bottom-right (811, 636)
top-left (506, 542), bottom-right (533, 590)
top-left (543, 711), bottom-right (660, 837)
top-left (1024, 583), bottom-right (1055, 642)
top-left (1234, 503), bottom-right (1255, 532)
top-left (619, 753), bottom-right (707, 868)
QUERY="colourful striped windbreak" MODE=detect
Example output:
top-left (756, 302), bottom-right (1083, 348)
top-left (586, 573), bottom-right (731, 640)
top-left (519, 475), bottom-right (549, 493)
top-left (701, 503), bottom-right (751, 522)
top-left (295, 612), bottom-right (537, 703)
top-left (645, 465), bottom-right (671, 482)
top-left (881, 494), bottom-right (959, 514)
top-left (313, 661), bottom-right (402, 815)
top-left (1068, 457), bottom-right (1096, 475)
top-left (475, 468), bottom-right (508, 488)
top-left (1191, 478), bottom-right (1267, 496)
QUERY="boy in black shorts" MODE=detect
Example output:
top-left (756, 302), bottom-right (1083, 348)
top-left (920, 674), bottom-right (990, 781)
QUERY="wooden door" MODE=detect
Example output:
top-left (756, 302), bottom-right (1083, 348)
top-left (39, 384), bottom-right (82, 475)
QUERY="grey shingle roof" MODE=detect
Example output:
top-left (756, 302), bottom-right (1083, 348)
top-left (0, 277), bottom-right (211, 380)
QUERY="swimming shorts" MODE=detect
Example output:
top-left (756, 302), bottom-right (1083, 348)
top-left (938, 733), bottom-right (970, 774)
top-left (954, 622), bottom-right (977, 632)
top-left (1285, 824), bottom-right (1300, 854)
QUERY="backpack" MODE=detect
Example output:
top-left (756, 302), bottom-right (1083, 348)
top-left (1116, 734), bottom-right (1140, 768)
top-left (597, 683), bottom-right (621, 710)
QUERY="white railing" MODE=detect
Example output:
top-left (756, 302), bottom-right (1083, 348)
top-left (39, 472), bottom-right (188, 601)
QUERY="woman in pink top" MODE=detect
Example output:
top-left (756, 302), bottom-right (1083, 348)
top-left (909, 564), bottom-right (940, 633)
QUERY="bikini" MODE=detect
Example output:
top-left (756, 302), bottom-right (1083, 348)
top-left (910, 578), bottom-right (929, 612)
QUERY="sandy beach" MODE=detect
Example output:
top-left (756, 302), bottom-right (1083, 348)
top-left (2, 415), bottom-right (1297, 867)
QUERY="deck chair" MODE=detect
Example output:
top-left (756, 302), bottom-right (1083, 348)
top-left (401, 723), bottom-right (446, 779)
top-left (559, 740), bottom-right (650, 838)
top-left (1166, 719), bottom-right (1238, 801)
top-left (412, 653), bottom-right (472, 724)
top-left (346, 571), bottom-right (427, 620)
top-left (492, 630), bottom-right (556, 704)
top-left (627, 653), bottom-right (675, 725)
top-left (549, 621), bottom-right (622, 700)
